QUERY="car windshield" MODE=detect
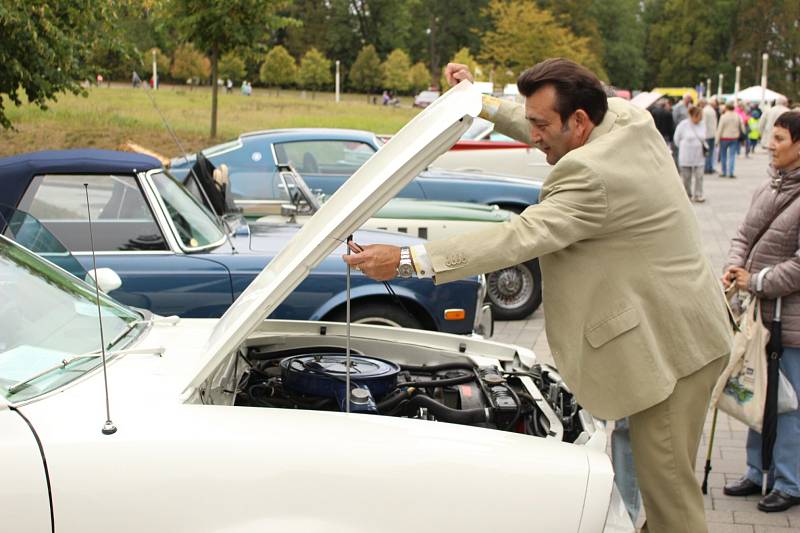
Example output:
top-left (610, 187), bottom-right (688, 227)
top-left (150, 171), bottom-right (226, 249)
top-left (460, 117), bottom-right (495, 140)
top-left (0, 237), bottom-right (143, 403)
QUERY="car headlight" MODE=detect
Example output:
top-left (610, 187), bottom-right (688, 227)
top-left (602, 484), bottom-right (635, 532)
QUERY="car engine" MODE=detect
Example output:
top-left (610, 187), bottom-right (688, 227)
top-left (234, 347), bottom-right (585, 441)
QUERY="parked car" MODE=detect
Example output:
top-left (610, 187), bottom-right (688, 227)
top-left (0, 84), bottom-right (633, 530)
top-left (0, 150), bottom-right (490, 335)
top-left (169, 128), bottom-right (543, 215)
top-left (169, 129), bottom-right (545, 318)
top-left (413, 89), bottom-right (440, 108)
top-left (432, 117), bottom-right (552, 180)
top-left (173, 151), bottom-right (541, 322)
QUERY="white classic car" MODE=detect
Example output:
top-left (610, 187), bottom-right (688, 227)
top-left (0, 82), bottom-right (633, 532)
top-left (431, 117), bottom-right (551, 181)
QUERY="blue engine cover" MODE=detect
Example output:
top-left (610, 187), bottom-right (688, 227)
top-left (280, 354), bottom-right (400, 413)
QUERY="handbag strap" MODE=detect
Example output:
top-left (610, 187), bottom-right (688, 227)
top-left (746, 187), bottom-right (800, 263)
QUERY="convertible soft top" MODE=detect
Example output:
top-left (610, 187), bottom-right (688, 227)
top-left (0, 149), bottom-right (161, 207)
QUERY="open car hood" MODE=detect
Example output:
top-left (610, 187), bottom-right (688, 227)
top-left (182, 81), bottom-right (482, 394)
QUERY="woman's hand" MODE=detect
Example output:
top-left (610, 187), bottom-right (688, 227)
top-left (729, 266), bottom-right (751, 290)
top-left (721, 267), bottom-right (736, 289)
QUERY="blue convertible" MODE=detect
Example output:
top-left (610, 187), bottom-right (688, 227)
top-left (169, 128), bottom-right (542, 214)
top-left (0, 150), bottom-right (490, 335)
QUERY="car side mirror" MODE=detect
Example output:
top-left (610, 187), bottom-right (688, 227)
top-left (281, 203), bottom-right (298, 223)
top-left (86, 268), bottom-right (122, 293)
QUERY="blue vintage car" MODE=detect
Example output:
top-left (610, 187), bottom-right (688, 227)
top-left (0, 150), bottom-right (490, 335)
top-left (169, 128), bottom-right (542, 214)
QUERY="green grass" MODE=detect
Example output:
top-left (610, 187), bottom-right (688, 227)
top-left (0, 84), bottom-right (420, 158)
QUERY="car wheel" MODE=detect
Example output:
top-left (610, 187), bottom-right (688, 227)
top-left (486, 259), bottom-right (542, 320)
top-left (329, 302), bottom-right (423, 329)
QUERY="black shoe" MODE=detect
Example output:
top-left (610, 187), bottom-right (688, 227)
top-left (724, 477), bottom-right (762, 496)
top-left (758, 490), bottom-right (800, 512)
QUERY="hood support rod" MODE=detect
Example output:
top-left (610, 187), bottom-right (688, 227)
top-left (345, 236), bottom-right (353, 413)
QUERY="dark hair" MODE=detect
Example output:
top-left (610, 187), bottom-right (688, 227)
top-left (688, 106), bottom-right (703, 119)
top-left (774, 111), bottom-right (800, 143)
top-left (517, 58), bottom-right (608, 125)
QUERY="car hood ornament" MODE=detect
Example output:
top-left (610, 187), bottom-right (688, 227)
top-left (183, 81), bottom-right (482, 394)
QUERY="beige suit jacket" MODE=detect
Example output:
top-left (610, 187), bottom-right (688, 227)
top-left (426, 97), bottom-right (732, 419)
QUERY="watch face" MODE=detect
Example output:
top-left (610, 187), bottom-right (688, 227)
top-left (398, 263), bottom-right (414, 277)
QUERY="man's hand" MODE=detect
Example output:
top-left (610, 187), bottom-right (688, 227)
top-left (342, 244), bottom-right (401, 281)
top-left (444, 63), bottom-right (474, 87)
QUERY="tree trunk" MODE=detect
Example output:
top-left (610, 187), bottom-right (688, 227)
top-left (210, 47), bottom-right (219, 139)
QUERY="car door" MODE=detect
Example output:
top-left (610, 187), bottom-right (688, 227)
top-left (0, 408), bottom-right (51, 533)
top-left (271, 139), bottom-right (426, 198)
top-left (17, 173), bottom-right (233, 317)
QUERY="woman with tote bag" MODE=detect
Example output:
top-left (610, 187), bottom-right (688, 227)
top-left (721, 111), bottom-right (800, 513)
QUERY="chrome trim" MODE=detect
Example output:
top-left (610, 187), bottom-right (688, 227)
top-left (72, 251), bottom-right (174, 256)
top-left (141, 169), bottom-right (228, 254)
top-left (473, 273), bottom-right (488, 333)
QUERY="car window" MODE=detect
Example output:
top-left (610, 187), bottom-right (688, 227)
top-left (204, 139), bottom-right (267, 167)
top-left (274, 140), bottom-right (376, 176)
top-left (150, 171), bottom-right (226, 249)
top-left (18, 175), bottom-right (168, 252)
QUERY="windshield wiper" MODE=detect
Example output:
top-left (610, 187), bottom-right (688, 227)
top-left (7, 345), bottom-right (164, 395)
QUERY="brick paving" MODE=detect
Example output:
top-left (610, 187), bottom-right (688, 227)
top-left (492, 148), bottom-right (800, 531)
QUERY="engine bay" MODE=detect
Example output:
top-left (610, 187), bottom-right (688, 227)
top-left (229, 345), bottom-right (588, 442)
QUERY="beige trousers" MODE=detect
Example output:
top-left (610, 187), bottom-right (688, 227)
top-left (629, 356), bottom-right (727, 533)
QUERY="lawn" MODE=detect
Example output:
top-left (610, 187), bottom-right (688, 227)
top-left (0, 84), bottom-right (420, 158)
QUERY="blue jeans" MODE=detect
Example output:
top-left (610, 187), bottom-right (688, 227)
top-left (720, 139), bottom-right (738, 176)
top-left (745, 347), bottom-right (800, 496)
top-left (704, 138), bottom-right (715, 173)
top-left (612, 417), bottom-right (642, 523)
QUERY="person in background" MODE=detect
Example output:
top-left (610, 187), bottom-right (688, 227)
top-left (722, 111), bottom-right (800, 513)
top-left (761, 96), bottom-right (790, 151)
top-left (674, 106), bottom-right (708, 202)
top-left (717, 101), bottom-right (746, 177)
top-left (735, 101), bottom-right (750, 155)
top-left (747, 112), bottom-right (761, 156)
top-left (650, 99), bottom-right (674, 153)
top-left (701, 98), bottom-right (718, 174)
top-left (673, 92), bottom-right (693, 127)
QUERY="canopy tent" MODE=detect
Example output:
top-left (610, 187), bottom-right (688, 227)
top-left (630, 91), bottom-right (663, 109)
top-left (734, 86), bottom-right (786, 103)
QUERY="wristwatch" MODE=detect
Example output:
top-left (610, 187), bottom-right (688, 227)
top-left (397, 247), bottom-right (415, 278)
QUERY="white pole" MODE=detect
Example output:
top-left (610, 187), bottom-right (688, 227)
top-left (760, 53), bottom-right (769, 107)
top-left (734, 66), bottom-right (741, 103)
top-left (335, 60), bottom-right (340, 103)
top-left (706, 78), bottom-right (711, 98)
top-left (717, 74), bottom-right (723, 101)
top-left (152, 49), bottom-right (158, 90)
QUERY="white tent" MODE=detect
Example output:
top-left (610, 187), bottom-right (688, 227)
top-left (735, 86), bottom-right (786, 103)
top-left (630, 91), bottom-right (663, 109)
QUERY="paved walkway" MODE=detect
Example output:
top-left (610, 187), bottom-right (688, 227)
top-left (492, 148), bottom-right (800, 531)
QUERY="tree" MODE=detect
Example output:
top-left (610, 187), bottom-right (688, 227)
top-left (409, 62), bottom-right (432, 93)
top-left (590, 0), bottom-right (646, 89)
top-left (297, 48), bottom-right (332, 97)
top-left (218, 52), bottom-right (246, 82)
top-left (0, 1), bottom-right (127, 129)
top-left (644, 0), bottom-right (720, 87)
top-left (382, 49), bottom-right (412, 93)
top-left (259, 45), bottom-right (297, 95)
top-left (479, 0), bottom-right (607, 86)
top-left (168, 0), bottom-right (294, 137)
top-left (170, 44), bottom-right (211, 85)
top-left (349, 45), bottom-right (383, 96)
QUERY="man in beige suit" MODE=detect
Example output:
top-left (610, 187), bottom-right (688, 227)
top-left (345, 58), bottom-right (732, 532)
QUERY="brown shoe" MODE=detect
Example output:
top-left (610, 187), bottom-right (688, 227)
top-left (758, 490), bottom-right (800, 512)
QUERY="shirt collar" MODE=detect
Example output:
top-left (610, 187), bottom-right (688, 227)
top-left (587, 108), bottom-right (617, 144)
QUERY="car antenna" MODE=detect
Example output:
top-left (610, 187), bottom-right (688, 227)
top-left (84, 184), bottom-right (118, 435)
top-left (142, 85), bottom-right (239, 254)
top-left (345, 235), bottom-right (354, 413)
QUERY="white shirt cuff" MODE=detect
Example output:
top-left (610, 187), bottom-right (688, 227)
top-left (410, 244), bottom-right (434, 278)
